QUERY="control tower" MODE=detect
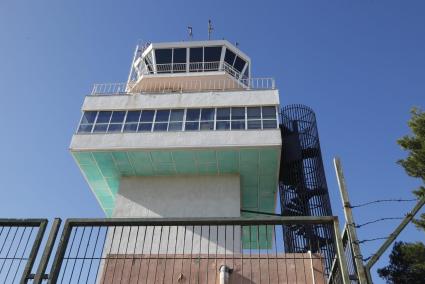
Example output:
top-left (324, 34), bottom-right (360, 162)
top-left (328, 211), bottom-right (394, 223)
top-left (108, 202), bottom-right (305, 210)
top-left (70, 40), bottom-right (281, 220)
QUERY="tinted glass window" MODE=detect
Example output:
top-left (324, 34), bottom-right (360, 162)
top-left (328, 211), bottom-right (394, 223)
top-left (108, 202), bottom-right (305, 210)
top-left (200, 121), bottom-right (214, 130)
top-left (155, 110), bottom-right (170, 122)
top-left (224, 49), bottom-right (236, 66)
top-left (125, 111), bottom-right (141, 123)
top-left (110, 111), bottom-right (126, 123)
top-left (201, 108), bottom-right (215, 121)
top-left (231, 107), bottom-right (245, 120)
top-left (247, 107), bottom-right (261, 119)
top-left (78, 124), bottom-right (93, 133)
top-left (216, 121), bottom-right (230, 130)
top-left (140, 110), bottom-right (154, 122)
top-left (247, 120), bottom-right (261, 129)
top-left (96, 111), bottom-right (112, 123)
top-left (81, 111), bottom-right (97, 124)
top-left (138, 123), bottom-right (152, 132)
top-left (173, 48), bottom-right (186, 63)
top-left (234, 56), bottom-right (246, 72)
top-left (216, 108), bottom-right (230, 120)
top-left (170, 109), bottom-right (184, 121)
top-left (186, 109), bottom-right (200, 121)
top-left (153, 123), bottom-right (168, 132)
top-left (155, 49), bottom-right (172, 64)
top-left (108, 124), bottom-right (122, 132)
top-left (263, 120), bottom-right (277, 129)
top-left (190, 48), bottom-right (203, 62)
top-left (185, 121), bottom-right (199, 131)
top-left (262, 106), bottom-right (276, 119)
top-left (168, 122), bottom-right (183, 131)
top-left (204, 46), bottom-right (222, 62)
top-left (231, 121), bottom-right (245, 130)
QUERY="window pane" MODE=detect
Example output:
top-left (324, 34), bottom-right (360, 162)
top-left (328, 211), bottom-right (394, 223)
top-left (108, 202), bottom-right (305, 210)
top-left (155, 110), bottom-right (170, 122)
top-left (185, 121), bottom-right (199, 131)
top-left (231, 121), bottom-right (245, 130)
top-left (173, 48), bottom-right (186, 63)
top-left (247, 107), bottom-right (261, 119)
top-left (224, 49), bottom-right (236, 66)
top-left (201, 108), bottom-right (215, 121)
top-left (216, 108), bottom-right (230, 120)
top-left (124, 123), bottom-right (138, 132)
top-left (170, 109), bottom-right (184, 121)
top-left (78, 124), bottom-right (93, 133)
top-left (153, 123), bottom-right (168, 131)
top-left (155, 49), bottom-right (172, 64)
top-left (168, 122), bottom-right (183, 131)
top-left (247, 120), bottom-right (261, 129)
top-left (262, 106), bottom-right (276, 119)
top-left (263, 120), bottom-right (277, 129)
top-left (126, 111), bottom-right (141, 123)
top-left (189, 47), bottom-right (203, 62)
top-left (186, 109), bottom-right (200, 121)
top-left (110, 111), bottom-right (126, 123)
top-left (96, 111), bottom-right (112, 123)
top-left (81, 111), bottom-right (97, 124)
top-left (216, 121), bottom-right (230, 130)
top-left (231, 107), bottom-right (245, 120)
top-left (234, 56), bottom-right (246, 72)
top-left (93, 124), bottom-right (108, 133)
top-left (140, 110), bottom-right (155, 122)
top-left (107, 124), bottom-right (122, 132)
top-left (200, 121), bottom-right (214, 130)
top-left (138, 123), bottom-right (152, 132)
top-left (204, 46), bottom-right (222, 62)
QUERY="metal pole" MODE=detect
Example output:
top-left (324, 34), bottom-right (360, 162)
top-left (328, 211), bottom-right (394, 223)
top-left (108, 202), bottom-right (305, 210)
top-left (33, 218), bottom-right (62, 284)
top-left (334, 157), bottom-right (369, 284)
top-left (332, 217), bottom-right (351, 284)
top-left (20, 220), bottom-right (48, 284)
top-left (365, 196), bottom-right (425, 273)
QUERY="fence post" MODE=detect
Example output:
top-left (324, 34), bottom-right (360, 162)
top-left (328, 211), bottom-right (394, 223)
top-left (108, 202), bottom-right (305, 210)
top-left (47, 220), bottom-right (73, 284)
top-left (20, 220), bottom-right (48, 284)
top-left (332, 217), bottom-right (351, 284)
top-left (33, 218), bottom-right (62, 284)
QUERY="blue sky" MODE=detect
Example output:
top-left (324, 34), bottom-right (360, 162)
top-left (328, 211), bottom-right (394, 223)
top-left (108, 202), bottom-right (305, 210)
top-left (0, 0), bottom-right (424, 282)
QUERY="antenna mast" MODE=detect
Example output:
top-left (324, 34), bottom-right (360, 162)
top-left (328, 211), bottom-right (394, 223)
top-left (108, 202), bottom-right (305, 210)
top-left (208, 19), bottom-right (214, 40)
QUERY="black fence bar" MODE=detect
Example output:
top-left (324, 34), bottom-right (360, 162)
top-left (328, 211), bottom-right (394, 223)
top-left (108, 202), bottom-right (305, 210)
top-left (0, 219), bottom-right (47, 284)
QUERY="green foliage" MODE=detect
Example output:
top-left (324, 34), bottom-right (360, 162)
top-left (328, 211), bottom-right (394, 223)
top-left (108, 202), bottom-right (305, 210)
top-left (378, 241), bottom-right (425, 284)
top-left (397, 108), bottom-right (425, 231)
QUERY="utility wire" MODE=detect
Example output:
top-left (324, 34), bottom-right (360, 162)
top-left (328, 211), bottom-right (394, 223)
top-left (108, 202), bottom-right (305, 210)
top-left (350, 198), bottom-right (418, 209)
top-left (355, 217), bottom-right (404, 228)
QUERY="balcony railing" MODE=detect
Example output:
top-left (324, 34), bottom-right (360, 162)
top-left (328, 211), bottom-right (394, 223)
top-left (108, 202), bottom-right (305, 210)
top-left (140, 61), bottom-right (242, 77)
top-left (90, 77), bottom-right (275, 96)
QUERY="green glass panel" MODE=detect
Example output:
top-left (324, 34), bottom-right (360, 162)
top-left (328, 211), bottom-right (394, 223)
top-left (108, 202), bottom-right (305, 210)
top-left (129, 152), bottom-right (151, 163)
top-left (153, 163), bottom-right (176, 175)
top-left (198, 163), bottom-right (217, 175)
top-left (172, 151), bottom-right (196, 163)
top-left (240, 149), bottom-right (258, 163)
top-left (73, 152), bottom-right (95, 165)
top-left (196, 151), bottom-right (216, 163)
top-left (150, 151), bottom-right (172, 163)
top-left (241, 187), bottom-right (258, 208)
top-left (92, 152), bottom-right (114, 164)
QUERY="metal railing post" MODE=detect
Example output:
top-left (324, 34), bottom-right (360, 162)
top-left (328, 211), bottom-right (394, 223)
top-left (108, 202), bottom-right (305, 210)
top-left (332, 217), bottom-right (351, 284)
top-left (33, 218), bottom-right (62, 284)
top-left (20, 219), bottom-right (48, 284)
top-left (47, 220), bottom-right (73, 284)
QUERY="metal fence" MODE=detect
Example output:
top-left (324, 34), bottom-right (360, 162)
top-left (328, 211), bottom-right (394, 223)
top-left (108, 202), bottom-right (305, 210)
top-left (47, 217), bottom-right (349, 284)
top-left (0, 217), bottom-right (351, 283)
top-left (0, 219), bottom-right (47, 283)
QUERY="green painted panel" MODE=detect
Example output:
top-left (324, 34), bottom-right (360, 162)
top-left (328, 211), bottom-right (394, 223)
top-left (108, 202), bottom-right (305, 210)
top-left (242, 187), bottom-right (258, 208)
top-left (172, 151), bottom-right (196, 163)
top-left (196, 151), bottom-right (216, 163)
top-left (198, 163), bottom-right (218, 175)
top-left (73, 152), bottom-right (95, 165)
top-left (150, 151), bottom-right (173, 163)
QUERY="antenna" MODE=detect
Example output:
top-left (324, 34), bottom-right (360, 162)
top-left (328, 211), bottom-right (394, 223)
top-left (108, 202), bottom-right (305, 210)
top-left (208, 19), bottom-right (214, 40)
top-left (235, 42), bottom-right (239, 47)
top-left (187, 26), bottom-right (193, 40)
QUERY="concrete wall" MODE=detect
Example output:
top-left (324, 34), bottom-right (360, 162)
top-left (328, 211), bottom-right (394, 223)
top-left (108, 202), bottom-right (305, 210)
top-left (107, 175), bottom-right (241, 255)
top-left (113, 175), bottom-right (240, 218)
top-left (82, 89), bottom-right (279, 111)
top-left (70, 129), bottom-right (281, 151)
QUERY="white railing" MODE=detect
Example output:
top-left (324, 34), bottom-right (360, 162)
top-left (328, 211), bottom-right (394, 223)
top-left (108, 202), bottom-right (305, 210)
top-left (141, 61), bottom-right (243, 77)
top-left (91, 77), bottom-right (276, 95)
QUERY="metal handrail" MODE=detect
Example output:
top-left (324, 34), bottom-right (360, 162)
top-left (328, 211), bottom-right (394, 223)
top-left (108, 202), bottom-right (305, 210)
top-left (91, 77), bottom-right (275, 95)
